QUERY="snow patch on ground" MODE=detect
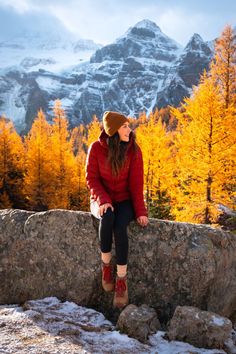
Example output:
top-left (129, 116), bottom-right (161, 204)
top-left (0, 297), bottom-right (227, 354)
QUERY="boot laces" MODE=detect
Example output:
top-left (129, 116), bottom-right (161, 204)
top-left (115, 278), bottom-right (126, 297)
top-left (103, 264), bottom-right (113, 282)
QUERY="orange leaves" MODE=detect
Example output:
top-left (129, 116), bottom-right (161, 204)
top-left (22, 101), bottom-right (86, 211)
top-left (86, 115), bottom-right (102, 150)
top-left (0, 116), bottom-right (25, 208)
top-left (210, 24), bottom-right (236, 108)
top-left (0, 103), bottom-right (102, 212)
top-left (171, 24), bottom-right (236, 223)
top-left (170, 73), bottom-right (235, 223)
top-left (135, 110), bottom-right (174, 219)
top-left (1, 22), bottom-right (235, 224)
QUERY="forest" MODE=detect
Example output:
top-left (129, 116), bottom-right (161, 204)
top-left (0, 25), bottom-right (235, 226)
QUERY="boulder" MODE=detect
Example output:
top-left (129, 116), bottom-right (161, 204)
top-left (0, 208), bottom-right (236, 323)
top-left (116, 304), bottom-right (161, 342)
top-left (167, 306), bottom-right (232, 349)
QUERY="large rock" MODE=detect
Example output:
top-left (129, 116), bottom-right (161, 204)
top-left (116, 304), bottom-right (161, 342)
top-left (0, 208), bottom-right (236, 323)
top-left (167, 306), bottom-right (232, 349)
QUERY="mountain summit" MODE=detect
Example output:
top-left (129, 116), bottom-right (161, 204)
top-left (0, 19), bottom-right (214, 134)
top-left (184, 33), bottom-right (212, 54)
top-left (125, 19), bottom-right (163, 37)
top-left (91, 19), bottom-right (181, 63)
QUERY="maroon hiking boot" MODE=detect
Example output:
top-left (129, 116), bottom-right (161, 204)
top-left (102, 262), bottom-right (114, 292)
top-left (113, 275), bottom-right (128, 308)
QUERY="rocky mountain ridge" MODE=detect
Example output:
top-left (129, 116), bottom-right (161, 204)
top-left (0, 19), bottom-right (214, 134)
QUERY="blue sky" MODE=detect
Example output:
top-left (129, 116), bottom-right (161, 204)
top-left (0, 0), bottom-right (235, 45)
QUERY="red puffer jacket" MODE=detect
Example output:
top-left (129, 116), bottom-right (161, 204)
top-left (85, 130), bottom-right (147, 218)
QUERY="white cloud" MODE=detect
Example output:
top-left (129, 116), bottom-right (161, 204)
top-left (0, 0), bottom-right (235, 44)
top-left (157, 8), bottom-right (208, 45)
top-left (44, 2), bottom-right (236, 45)
top-left (0, 0), bottom-right (33, 13)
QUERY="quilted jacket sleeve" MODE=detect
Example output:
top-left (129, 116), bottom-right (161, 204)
top-left (85, 142), bottom-right (112, 206)
top-left (128, 145), bottom-right (148, 218)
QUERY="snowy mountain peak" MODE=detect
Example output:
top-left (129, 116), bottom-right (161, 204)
top-left (0, 18), bottom-right (215, 132)
top-left (90, 18), bottom-right (182, 64)
top-left (184, 33), bottom-right (211, 54)
top-left (124, 19), bottom-right (164, 40)
top-left (190, 33), bottom-right (204, 43)
top-left (133, 19), bottom-right (162, 33)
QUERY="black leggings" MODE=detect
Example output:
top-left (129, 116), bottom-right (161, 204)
top-left (99, 199), bottom-right (135, 265)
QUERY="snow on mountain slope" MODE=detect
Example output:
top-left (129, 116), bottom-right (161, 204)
top-left (0, 77), bottom-right (27, 132)
top-left (0, 19), bottom-right (214, 134)
top-left (91, 19), bottom-right (182, 63)
top-left (0, 28), bottom-right (101, 74)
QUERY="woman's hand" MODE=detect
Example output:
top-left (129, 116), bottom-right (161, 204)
top-left (137, 216), bottom-right (149, 227)
top-left (99, 203), bottom-right (114, 216)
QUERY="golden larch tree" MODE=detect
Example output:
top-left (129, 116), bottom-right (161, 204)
top-left (70, 124), bottom-right (89, 210)
top-left (70, 124), bottom-right (86, 155)
top-left (23, 109), bottom-right (53, 210)
top-left (0, 116), bottom-right (25, 208)
top-left (171, 73), bottom-right (235, 224)
top-left (49, 100), bottom-right (79, 209)
top-left (136, 109), bottom-right (174, 219)
top-left (74, 149), bottom-right (89, 211)
top-left (210, 25), bottom-right (236, 202)
top-left (86, 115), bottom-right (102, 150)
top-left (210, 24), bottom-right (236, 108)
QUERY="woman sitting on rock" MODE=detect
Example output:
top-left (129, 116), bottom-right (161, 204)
top-left (85, 111), bottom-right (148, 308)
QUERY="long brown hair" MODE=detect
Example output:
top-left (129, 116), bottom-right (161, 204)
top-left (107, 131), bottom-right (138, 176)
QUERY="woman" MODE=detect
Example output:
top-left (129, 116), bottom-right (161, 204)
top-left (85, 111), bottom-right (148, 308)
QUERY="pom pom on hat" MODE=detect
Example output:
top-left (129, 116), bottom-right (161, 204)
top-left (102, 111), bottom-right (129, 137)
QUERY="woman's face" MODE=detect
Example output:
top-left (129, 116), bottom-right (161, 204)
top-left (118, 122), bottom-right (131, 142)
